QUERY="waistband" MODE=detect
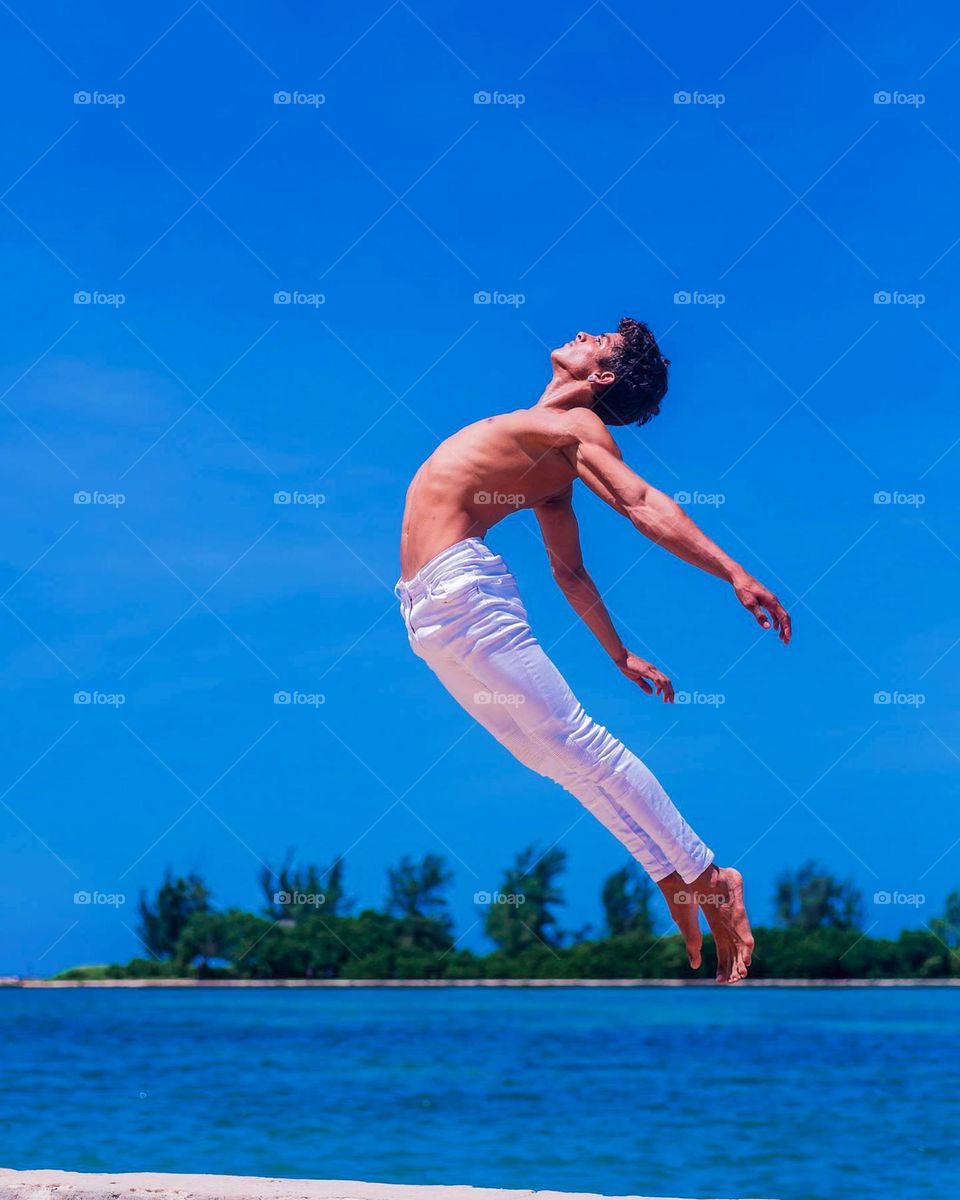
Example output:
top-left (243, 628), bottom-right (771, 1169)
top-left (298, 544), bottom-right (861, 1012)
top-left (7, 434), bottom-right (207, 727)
top-left (395, 537), bottom-right (506, 604)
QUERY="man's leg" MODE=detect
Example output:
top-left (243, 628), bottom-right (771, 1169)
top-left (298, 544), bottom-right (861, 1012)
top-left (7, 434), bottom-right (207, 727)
top-left (415, 643), bottom-right (675, 882)
top-left (414, 592), bottom-right (753, 981)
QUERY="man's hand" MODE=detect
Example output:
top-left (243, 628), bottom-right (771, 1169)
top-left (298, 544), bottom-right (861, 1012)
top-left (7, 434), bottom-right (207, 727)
top-left (732, 572), bottom-right (792, 643)
top-left (616, 652), bottom-right (674, 702)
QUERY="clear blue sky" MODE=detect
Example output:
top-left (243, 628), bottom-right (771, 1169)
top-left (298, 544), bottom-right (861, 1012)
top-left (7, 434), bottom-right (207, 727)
top-left (2, 1), bottom-right (959, 975)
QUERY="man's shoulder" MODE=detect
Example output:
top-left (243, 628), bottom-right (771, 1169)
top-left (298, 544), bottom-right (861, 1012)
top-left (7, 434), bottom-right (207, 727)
top-left (517, 405), bottom-right (612, 445)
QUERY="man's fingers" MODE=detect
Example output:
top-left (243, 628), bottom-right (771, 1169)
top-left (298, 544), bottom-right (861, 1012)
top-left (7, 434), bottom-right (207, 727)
top-left (637, 678), bottom-right (653, 694)
top-left (751, 603), bottom-right (770, 629)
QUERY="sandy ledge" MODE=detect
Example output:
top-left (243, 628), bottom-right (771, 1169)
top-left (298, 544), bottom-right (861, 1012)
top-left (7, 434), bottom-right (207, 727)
top-left (0, 1169), bottom-right (742, 1200)
top-left (0, 977), bottom-right (957, 988)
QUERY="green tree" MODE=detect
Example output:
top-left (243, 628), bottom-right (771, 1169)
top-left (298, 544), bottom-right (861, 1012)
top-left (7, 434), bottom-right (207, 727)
top-left (774, 861), bottom-right (864, 931)
top-left (138, 870), bottom-right (211, 958)
top-left (385, 853), bottom-right (453, 926)
top-left (930, 889), bottom-right (960, 947)
top-left (485, 845), bottom-right (566, 955)
top-left (260, 852), bottom-right (350, 922)
top-left (173, 909), bottom-right (273, 976)
top-left (602, 862), bottom-right (657, 937)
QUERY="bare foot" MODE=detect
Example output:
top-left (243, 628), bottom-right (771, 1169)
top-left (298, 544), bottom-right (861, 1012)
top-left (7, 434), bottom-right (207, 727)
top-left (687, 865), bottom-right (754, 984)
top-left (656, 872), bottom-right (703, 969)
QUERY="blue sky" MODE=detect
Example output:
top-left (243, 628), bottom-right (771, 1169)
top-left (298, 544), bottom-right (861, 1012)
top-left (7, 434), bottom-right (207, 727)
top-left (1, 0), bottom-right (959, 975)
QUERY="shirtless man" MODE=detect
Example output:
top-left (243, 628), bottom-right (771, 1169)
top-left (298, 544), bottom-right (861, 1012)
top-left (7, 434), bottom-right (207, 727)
top-left (396, 319), bottom-right (791, 983)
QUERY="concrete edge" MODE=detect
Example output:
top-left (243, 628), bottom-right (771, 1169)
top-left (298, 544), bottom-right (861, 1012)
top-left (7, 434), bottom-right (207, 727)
top-left (0, 1170), bottom-right (740, 1200)
top-left (0, 977), bottom-right (957, 988)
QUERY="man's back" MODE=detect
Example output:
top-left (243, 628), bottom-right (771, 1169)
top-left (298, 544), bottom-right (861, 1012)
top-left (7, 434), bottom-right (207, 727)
top-left (399, 408), bottom-right (582, 578)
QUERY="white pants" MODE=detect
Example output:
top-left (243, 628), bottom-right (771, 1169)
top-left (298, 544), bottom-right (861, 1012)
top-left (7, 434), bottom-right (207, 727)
top-left (396, 537), bottom-right (713, 884)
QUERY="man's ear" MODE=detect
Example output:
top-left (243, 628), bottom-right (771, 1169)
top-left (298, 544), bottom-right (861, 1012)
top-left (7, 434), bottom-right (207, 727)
top-left (587, 369), bottom-right (616, 388)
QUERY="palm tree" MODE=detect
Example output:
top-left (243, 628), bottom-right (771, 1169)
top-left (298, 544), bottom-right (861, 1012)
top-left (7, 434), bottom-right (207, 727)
top-left (484, 844), bottom-right (566, 955)
top-left (386, 852), bottom-right (453, 923)
top-left (138, 870), bottom-right (211, 958)
top-left (774, 860), bottom-right (864, 931)
top-left (260, 851), bottom-right (350, 922)
top-left (602, 862), bottom-right (656, 937)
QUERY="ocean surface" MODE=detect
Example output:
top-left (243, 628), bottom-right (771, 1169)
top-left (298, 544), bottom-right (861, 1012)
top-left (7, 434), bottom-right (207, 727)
top-left (1, 986), bottom-right (958, 1200)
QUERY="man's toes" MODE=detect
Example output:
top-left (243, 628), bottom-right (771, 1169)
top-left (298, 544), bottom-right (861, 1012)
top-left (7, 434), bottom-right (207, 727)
top-left (729, 943), bottom-right (750, 983)
top-left (714, 939), bottom-right (731, 983)
top-left (686, 933), bottom-right (702, 970)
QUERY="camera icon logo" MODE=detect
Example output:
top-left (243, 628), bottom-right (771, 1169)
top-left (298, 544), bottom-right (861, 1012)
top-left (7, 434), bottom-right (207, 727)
top-left (274, 91), bottom-right (292, 105)
top-left (274, 491), bottom-right (292, 504)
top-left (274, 691), bottom-right (292, 705)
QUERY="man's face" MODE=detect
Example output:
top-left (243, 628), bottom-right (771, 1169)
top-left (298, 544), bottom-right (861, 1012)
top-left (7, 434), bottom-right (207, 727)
top-left (551, 330), bottom-right (621, 380)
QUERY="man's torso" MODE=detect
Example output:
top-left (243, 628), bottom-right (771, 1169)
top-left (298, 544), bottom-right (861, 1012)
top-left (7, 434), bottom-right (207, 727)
top-left (399, 409), bottom-right (579, 578)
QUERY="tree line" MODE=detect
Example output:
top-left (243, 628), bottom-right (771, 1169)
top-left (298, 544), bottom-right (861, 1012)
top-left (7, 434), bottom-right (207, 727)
top-left (57, 850), bottom-right (960, 981)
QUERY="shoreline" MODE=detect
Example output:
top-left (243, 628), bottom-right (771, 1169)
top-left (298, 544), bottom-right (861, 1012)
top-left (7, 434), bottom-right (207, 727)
top-left (0, 1168), bottom-right (722, 1200)
top-left (2, 976), bottom-right (958, 988)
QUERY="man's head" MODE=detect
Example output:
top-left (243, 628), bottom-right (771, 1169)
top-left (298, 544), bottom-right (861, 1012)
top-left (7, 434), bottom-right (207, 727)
top-left (550, 318), bottom-right (670, 426)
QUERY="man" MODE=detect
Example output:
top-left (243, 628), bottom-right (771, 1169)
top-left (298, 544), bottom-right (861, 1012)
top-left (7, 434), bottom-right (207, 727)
top-left (395, 319), bottom-right (791, 983)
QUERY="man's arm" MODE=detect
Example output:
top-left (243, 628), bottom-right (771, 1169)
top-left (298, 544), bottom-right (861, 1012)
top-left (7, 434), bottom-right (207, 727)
top-left (534, 487), bottom-right (674, 701)
top-left (560, 411), bottom-right (792, 643)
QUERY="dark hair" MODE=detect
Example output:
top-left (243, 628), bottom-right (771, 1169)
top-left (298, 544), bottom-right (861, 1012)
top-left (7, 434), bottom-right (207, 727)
top-left (593, 317), bottom-right (670, 427)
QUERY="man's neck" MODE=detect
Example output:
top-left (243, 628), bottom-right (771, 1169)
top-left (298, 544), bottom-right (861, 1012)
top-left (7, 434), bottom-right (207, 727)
top-left (535, 376), bottom-right (595, 414)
